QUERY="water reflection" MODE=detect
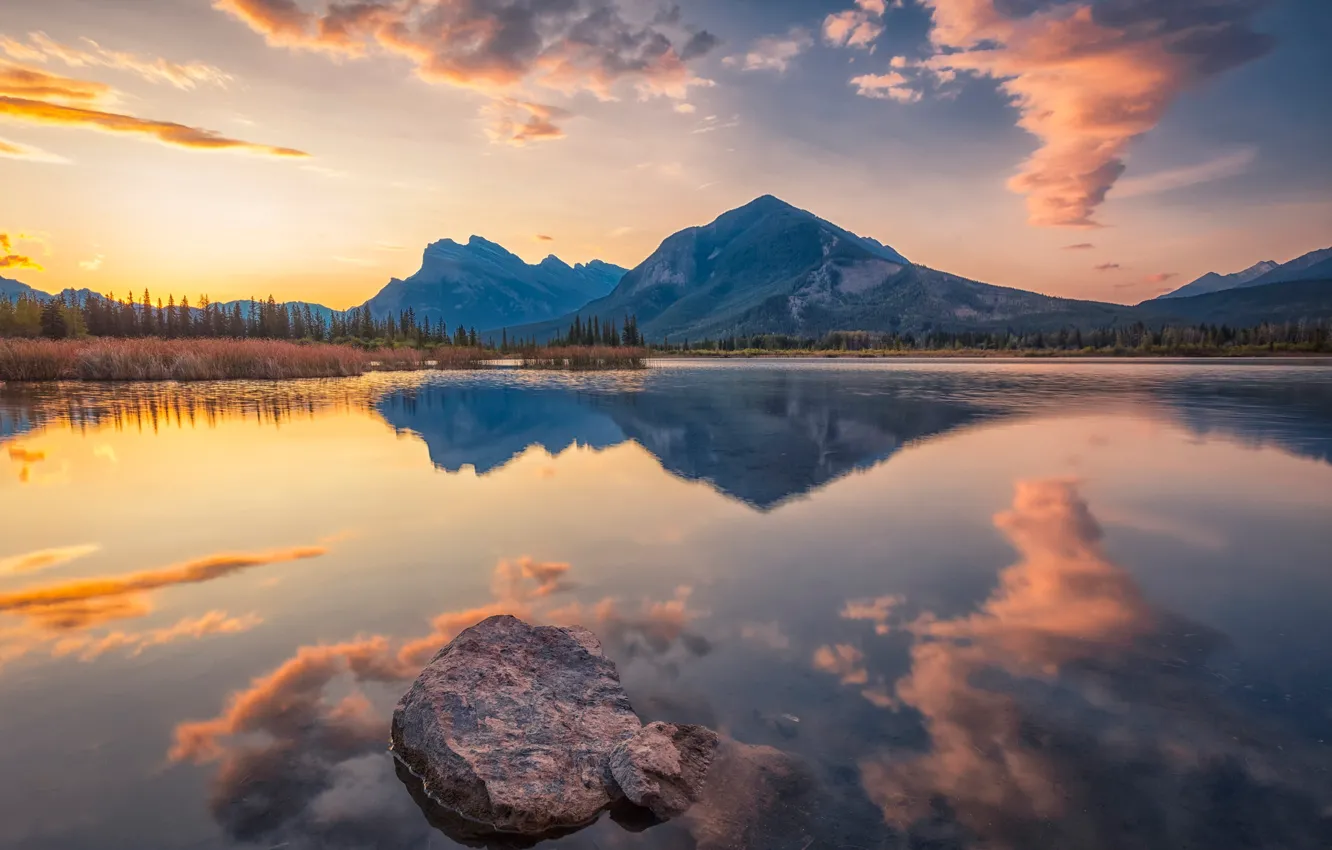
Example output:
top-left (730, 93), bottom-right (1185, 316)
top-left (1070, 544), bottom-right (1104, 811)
top-left (1, 363), bottom-right (1331, 849)
top-left (851, 479), bottom-right (1332, 849)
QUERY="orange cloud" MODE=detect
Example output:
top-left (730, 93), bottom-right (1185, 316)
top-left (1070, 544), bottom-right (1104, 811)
top-left (0, 233), bottom-right (44, 271)
top-left (0, 61), bottom-right (109, 102)
top-left (211, 0), bottom-right (717, 143)
top-left (920, 0), bottom-right (1271, 227)
top-left (0, 543), bottom-right (99, 575)
top-left (1145, 272), bottom-right (1178, 284)
top-left (481, 98), bottom-right (568, 146)
top-left (0, 95), bottom-right (309, 156)
top-left (824, 0), bottom-right (889, 49)
top-left (0, 135), bottom-right (67, 163)
top-left (0, 32), bottom-right (232, 89)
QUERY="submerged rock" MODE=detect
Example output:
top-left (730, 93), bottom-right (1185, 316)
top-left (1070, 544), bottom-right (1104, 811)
top-left (685, 739), bottom-right (816, 850)
top-left (390, 615), bottom-right (644, 834)
top-left (609, 721), bottom-right (719, 819)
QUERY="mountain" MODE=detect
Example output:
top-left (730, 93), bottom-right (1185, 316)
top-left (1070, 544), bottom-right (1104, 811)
top-left (359, 236), bottom-right (625, 331)
top-left (498, 195), bottom-right (1128, 342)
top-left (1238, 247), bottom-right (1332, 289)
top-left (0, 276), bottom-right (40, 300)
top-left (1157, 260), bottom-right (1279, 300)
top-left (1138, 278), bottom-right (1332, 326)
top-left (1156, 247), bottom-right (1332, 300)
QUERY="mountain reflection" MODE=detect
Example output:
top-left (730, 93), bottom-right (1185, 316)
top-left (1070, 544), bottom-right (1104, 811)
top-left (377, 370), bottom-right (1001, 508)
top-left (4, 366), bottom-right (1331, 510)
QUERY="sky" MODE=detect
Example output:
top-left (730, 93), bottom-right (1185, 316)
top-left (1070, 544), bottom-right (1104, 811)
top-left (0, 0), bottom-right (1330, 309)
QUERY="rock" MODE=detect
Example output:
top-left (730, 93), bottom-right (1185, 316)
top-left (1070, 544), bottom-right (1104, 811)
top-left (390, 615), bottom-right (644, 835)
top-left (609, 721), bottom-right (719, 819)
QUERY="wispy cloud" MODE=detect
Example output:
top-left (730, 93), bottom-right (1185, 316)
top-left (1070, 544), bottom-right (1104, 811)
top-left (482, 98), bottom-right (568, 147)
top-left (0, 135), bottom-right (68, 163)
top-left (724, 28), bottom-right (813, 73)
top-left (0, 31), bottom-right (232, 89)
top-left (1114, 148), bottom-right (1258, 200)
top-left (1063, 243), bottom-right (1095, 250)
top-left (1094, 262), bottom-right (1122, 271)
top-left (535, 234), bottom-right (554, 242)
top-left (0, 543), bottom-right (100, 576)
top-left (0, 61), bottom-right (307, 157)
top-left (1144, 272), bottom-right (1178, 284)
top-left (851, 71), bottom-right (920, 102)
top-left (78, 254), bottom-right (104, 271)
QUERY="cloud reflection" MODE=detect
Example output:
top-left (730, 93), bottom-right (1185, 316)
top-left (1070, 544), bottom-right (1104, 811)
top-left (0, 545), bottom-right (324, 668)
top-left (852, 479), bottom-right (1332, 848)
top-left (169, 556), bottom-right (710, 847)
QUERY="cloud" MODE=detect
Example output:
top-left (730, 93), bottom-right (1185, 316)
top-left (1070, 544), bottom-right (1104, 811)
top-left (0, 61), bottom-right (110, 102)
top-left (850, 71), bottom-right (921, 102)
top-left (608, 226), bottom-right (634, 238)
top-left (918, 0), bottom-right (1272, 228)
top-left (78, 254), bottom-right (104, 271)
top-left (535, 233), bottom-right (554, 242)
top-left (824, 0), bottom-right (890, 49)
top-left (724, 28), bottom-right (813, 73)
top-left (482, 97), bottom-right (568, 146)
top-left (212, 0), bottom-right (718, 144)
top-left (1144, 272), bottom-right (1178, 284)
top-left (674, 101), bottom-right (695, 114)
top-left (0, 232), bottom-right (44, 271)
top-left (0, 60), bottom-right (307, 157)
top-left (1094, 262), bottom-right (1121, 271)
top-left (1113, 147), bottom-right (1258, 199)
top-left (0, 135), bottom-right (68, 163)
top-left (1063, 242), bottom-right (1095, 250)
top-left (0, 31), bottom-right (232, 89)
top-left (0, 543), bottom-right (100, 576)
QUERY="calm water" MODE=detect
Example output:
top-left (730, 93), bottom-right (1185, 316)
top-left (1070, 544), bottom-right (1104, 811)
top-left (2, 361), bottom-right (1332, 850)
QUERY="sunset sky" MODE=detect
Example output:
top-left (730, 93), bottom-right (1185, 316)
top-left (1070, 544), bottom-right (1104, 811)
top-left (1, 0), bottom-right (1329, 309)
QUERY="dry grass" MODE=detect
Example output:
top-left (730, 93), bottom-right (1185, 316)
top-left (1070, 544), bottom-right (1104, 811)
top-left (520, 346), bottom-right (647, 370)
top-left (0, 339), bottom-right (498, 381)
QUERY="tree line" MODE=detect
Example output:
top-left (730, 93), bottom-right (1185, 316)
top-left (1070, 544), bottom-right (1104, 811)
top-left (661, 321), bottom-right (1332, 354)
top-left (0, 290), bottom-right (647, 350)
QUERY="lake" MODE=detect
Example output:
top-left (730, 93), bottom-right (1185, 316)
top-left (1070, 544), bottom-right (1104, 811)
top-left (2, 360), bottom-right (1331, 850)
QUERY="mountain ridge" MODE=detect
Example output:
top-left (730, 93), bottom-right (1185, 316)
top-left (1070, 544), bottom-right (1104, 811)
top-left (358, 236), bottom-right (626, 332)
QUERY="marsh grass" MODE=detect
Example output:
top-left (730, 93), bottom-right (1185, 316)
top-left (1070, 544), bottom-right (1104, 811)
top-left (0, 339), bottom-right (496, 381)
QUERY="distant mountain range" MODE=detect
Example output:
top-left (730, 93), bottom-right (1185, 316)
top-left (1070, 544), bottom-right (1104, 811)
top-left (359, 236), bottom-right (625, 332)
top-left (1156, 248), bottom-right (1332, 300)
top-left (7, 197), bottom-right (1330, 338)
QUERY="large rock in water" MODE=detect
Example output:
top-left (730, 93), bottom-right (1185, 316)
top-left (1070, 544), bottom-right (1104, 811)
top-left (392, 615), bottom-right (715, 835)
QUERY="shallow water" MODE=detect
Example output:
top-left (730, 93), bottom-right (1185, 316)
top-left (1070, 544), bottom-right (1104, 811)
top-left (2, 360), bottom-right (1331, 850)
